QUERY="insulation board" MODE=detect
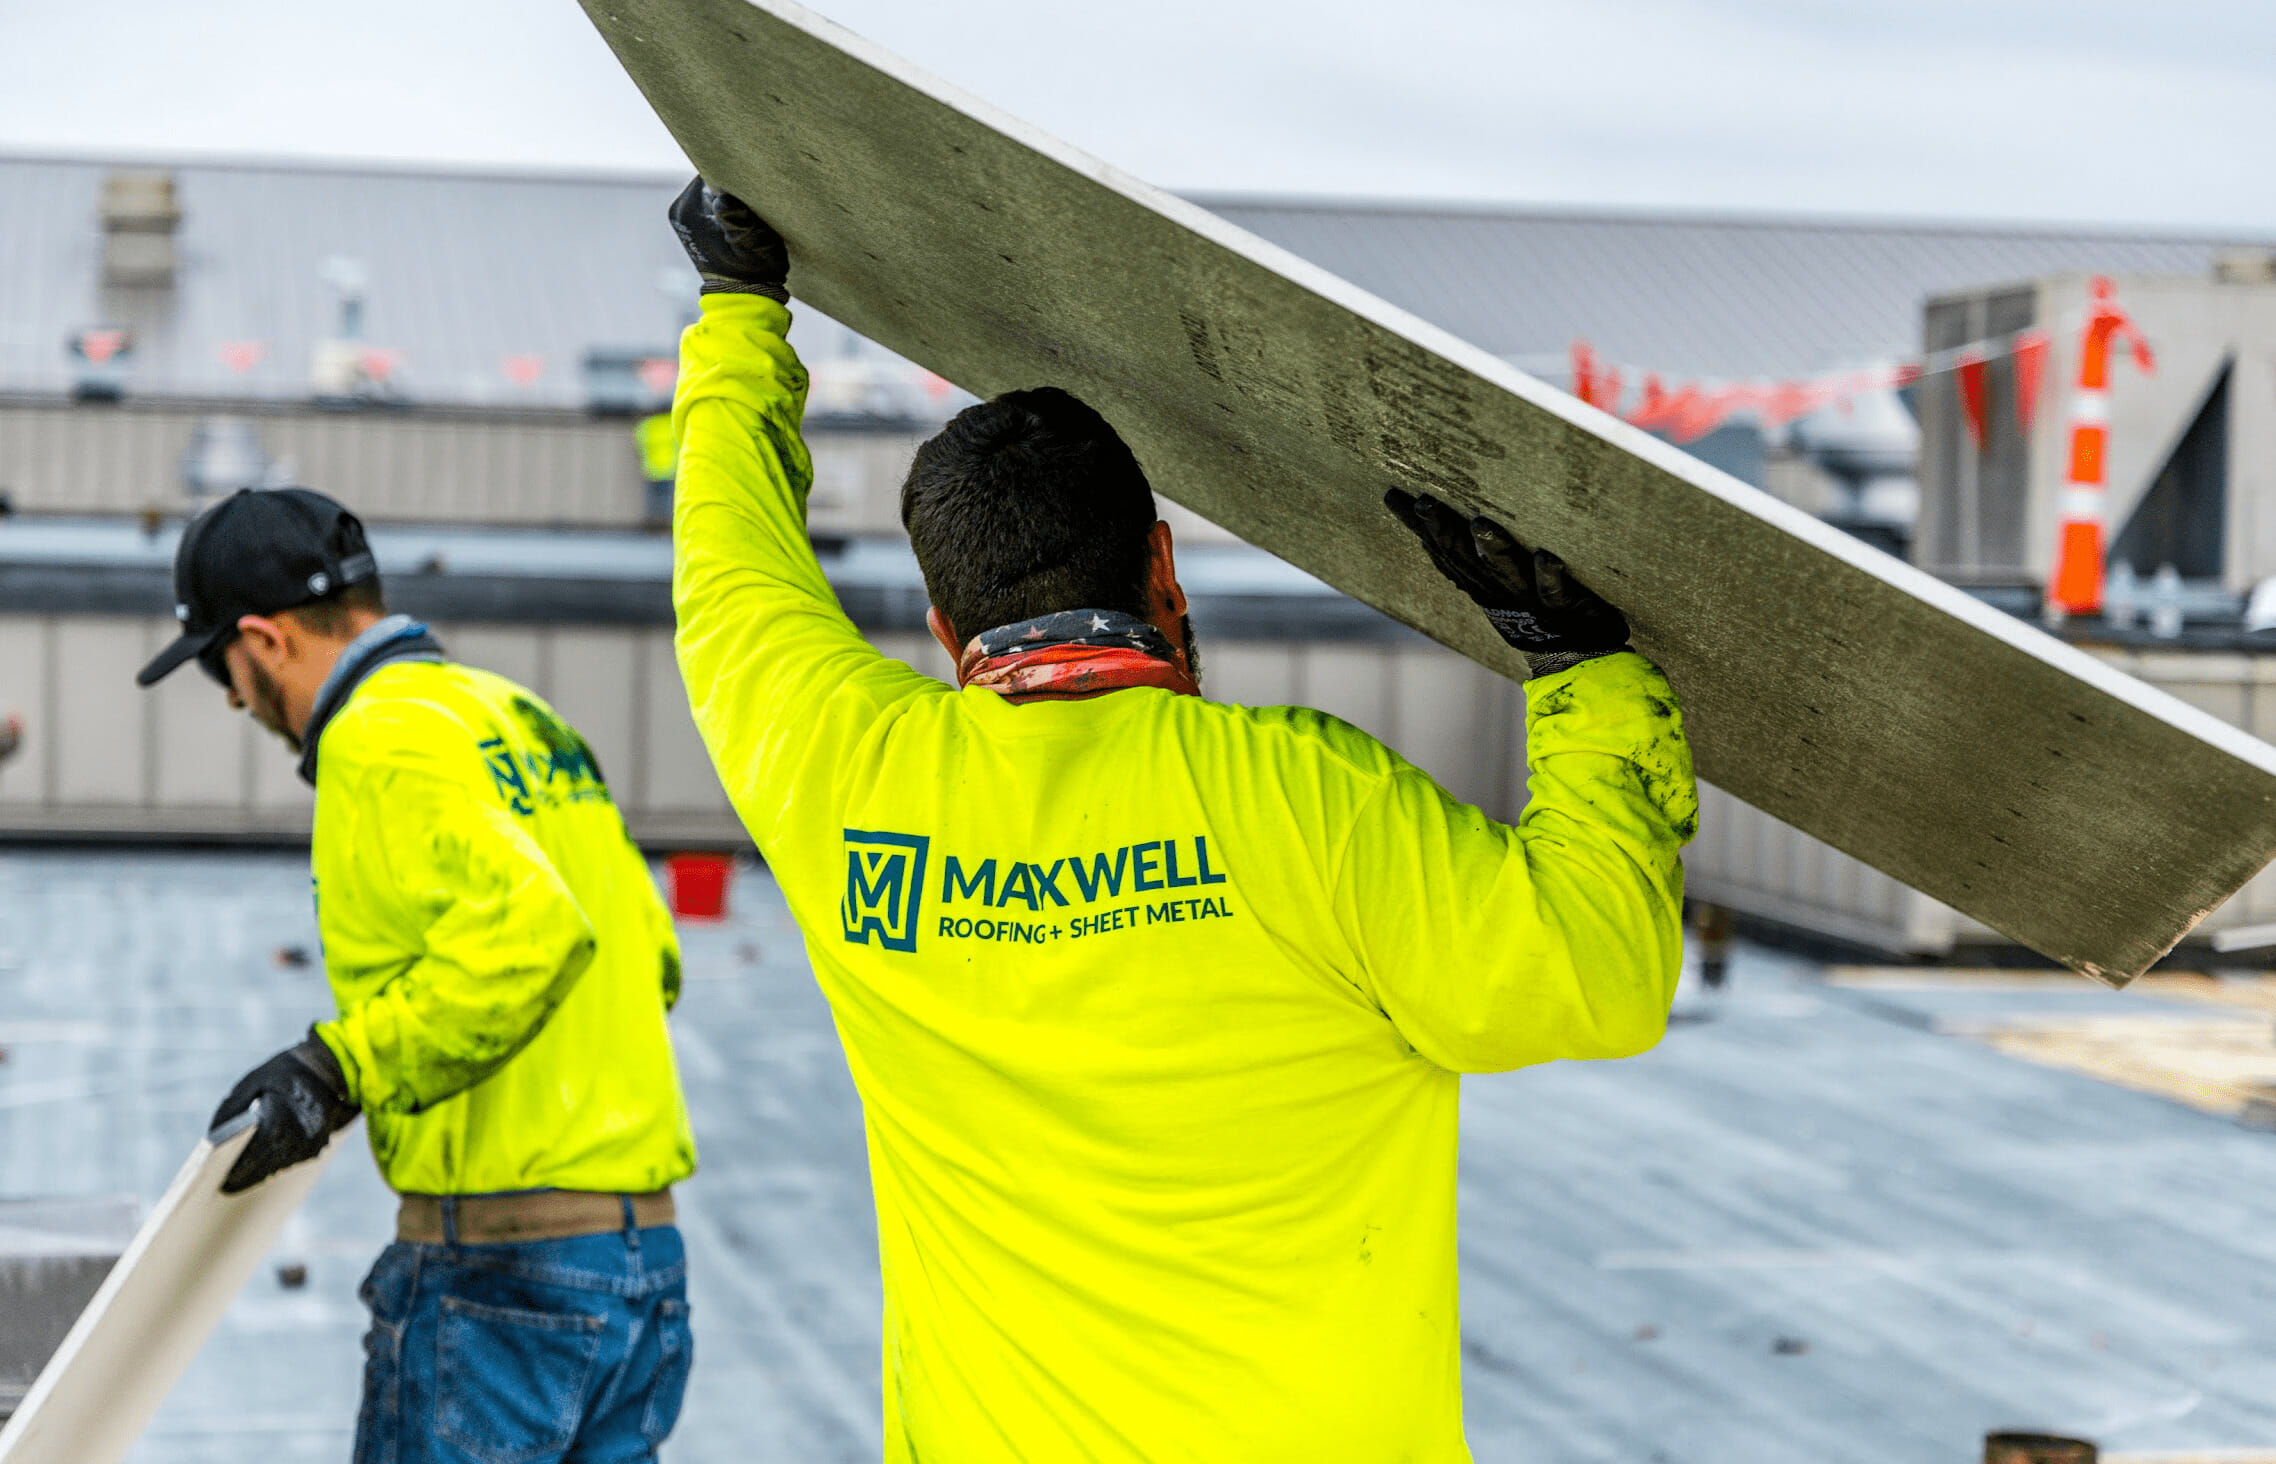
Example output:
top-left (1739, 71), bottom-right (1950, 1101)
top-left (582, 0), bottom-right (2276, 983)
top-left (0, 1112), bottom-right (346, 1464)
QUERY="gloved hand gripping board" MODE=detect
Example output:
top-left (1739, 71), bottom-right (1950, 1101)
top-left (582, 0), bottom-right (2276, 984)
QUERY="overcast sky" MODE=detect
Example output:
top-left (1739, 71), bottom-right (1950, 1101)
top-left (1, 0), bottom-right (2269, 233)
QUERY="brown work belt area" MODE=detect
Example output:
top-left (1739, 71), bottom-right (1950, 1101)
top-left (396, 1188), bottom-right (676, 1245)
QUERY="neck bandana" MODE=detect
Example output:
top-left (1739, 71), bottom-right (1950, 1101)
top-left (958, 609), bottom-right (1199, 704)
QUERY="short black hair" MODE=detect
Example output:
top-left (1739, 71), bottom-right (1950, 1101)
top-left (900, 387), bottom-right (1157, 641)
top-left (286, 578), bottom-right (387, 638)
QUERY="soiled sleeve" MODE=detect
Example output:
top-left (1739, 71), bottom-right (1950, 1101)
top-left (1332, 651), bottom-right (1697, 1073)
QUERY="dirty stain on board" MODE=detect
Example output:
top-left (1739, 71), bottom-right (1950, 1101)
top-left (1178, 310), bottom-right (1511, 502)
top-left (1178, 308), bottom-right (1311, 422)
top-left (1364, 339), bottom-right (1507, 497)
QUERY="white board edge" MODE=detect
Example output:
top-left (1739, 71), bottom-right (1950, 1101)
top-left (0, 1125), bottom-right (251, 1459)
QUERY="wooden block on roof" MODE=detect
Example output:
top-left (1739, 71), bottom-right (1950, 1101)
top-left (581, 0), bottom-right (2276, 984)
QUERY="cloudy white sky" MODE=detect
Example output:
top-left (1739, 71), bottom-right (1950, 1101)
top-left (1, 0), bottom-right (2269, 232)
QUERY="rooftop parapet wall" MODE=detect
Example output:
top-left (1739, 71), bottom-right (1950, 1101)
top-left (0, 611), bottom-right (1507, 849)
top-left (0, 396), bottom-right (1247, 547)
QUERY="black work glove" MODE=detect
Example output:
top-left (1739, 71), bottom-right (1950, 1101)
top-left (669, 175), bottom-right (790, 301)
top-left (209, 1029), bottom-right (358, 1195)
top-left (1385, 488), bottom-right (1630, 676)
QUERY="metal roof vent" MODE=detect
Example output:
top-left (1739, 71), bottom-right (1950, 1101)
top-left (97, 170), bottom-right (182, 289)
top-left (67, 327), bottom-right (134, 401)
top-left (310, 257), bottom-right (402, 404)
top-left (582, 348), bottom-right (677, 417)
top-left (181, 417), bottom-right (292, 500)
top-left (2213, 250), bottom-right (2276, 287)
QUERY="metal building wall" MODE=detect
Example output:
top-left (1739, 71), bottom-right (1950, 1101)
top-left (0, 400), bottom-right (1247, 547)
top-left (0, 400), bottom-right (650, 526)
top-left (0, 614), bottom-right (737, 845)
top-left (0, 613), bottom-right (1517, 848)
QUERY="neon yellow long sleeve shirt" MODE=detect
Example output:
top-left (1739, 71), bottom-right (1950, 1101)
top-left (674, 293), bottom-right (1696, 1462)
top-left (310, 663), bottom-right (696, 1197)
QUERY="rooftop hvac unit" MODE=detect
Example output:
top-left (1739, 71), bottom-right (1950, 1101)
top-left (311, 340), bottom-right (367, 401)
top-left (582, 349), bottom-right (677, 416)
top-left (307, 340), bottom-right (404, 404)
top-left (67, 327), bottom-right (133, 401)
top-left (2213, 250), bottom-right (2276, 287)
top-left (97, 170), bottom-right (182, 289)
top-left (1788, 381), bottom-right (1922, 557)
top-left (805, 355), bottom-right (961, 424)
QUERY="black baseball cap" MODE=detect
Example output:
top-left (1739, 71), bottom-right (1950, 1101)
top-left (136, 488), bottom-right (381, 687)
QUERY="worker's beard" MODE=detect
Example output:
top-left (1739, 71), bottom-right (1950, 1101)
top-left (1178, 614), bottom-right (1202, 690)
top-left (243, 660), bottom-right (302, 755)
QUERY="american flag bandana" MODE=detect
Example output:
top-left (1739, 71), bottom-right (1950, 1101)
top-left (958, 609), bottom-right (1199, 703)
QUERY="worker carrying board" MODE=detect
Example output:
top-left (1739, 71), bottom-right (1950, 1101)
top-left (668, 179), bottom-right (1697, 1461)
top-left (133, 489), bottom-right (698, 1464)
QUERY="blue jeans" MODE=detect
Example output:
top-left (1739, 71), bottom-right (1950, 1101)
top-left (353, 1215), bottom-right (692, 1464)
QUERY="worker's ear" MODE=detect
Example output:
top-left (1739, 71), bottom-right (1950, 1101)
top-left (233, 614), bottom-right (293, 672)
top-left (1144, 520), bottom-right (1187, 623)
top-left (927, 606), bottom-right (963, 669)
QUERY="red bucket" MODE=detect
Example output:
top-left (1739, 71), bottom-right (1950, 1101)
top-left (666, 853), bottom-right (733, 921)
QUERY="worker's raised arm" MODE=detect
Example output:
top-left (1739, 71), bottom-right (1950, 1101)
top-left (1336, 651), bottom-right (1694, 1071)
top-left (1336, 494), bottom-right (1697, 1072)
top-left (666, 179), bottom-right (932, 840)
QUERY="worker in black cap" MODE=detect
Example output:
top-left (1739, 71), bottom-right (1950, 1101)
top-left (135, 487), bottom-right (391, 719)
top-left (138, 487), bottom-right (700, 1464)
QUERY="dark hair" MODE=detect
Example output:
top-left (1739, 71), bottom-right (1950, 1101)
top-left (900, 387), bottom-right (1157, 641)
top-left (287, 578), bottom-right (388, 638)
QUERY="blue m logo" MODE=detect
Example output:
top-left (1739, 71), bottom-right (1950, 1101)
top-left (842, 829), bottom-right (929, 952)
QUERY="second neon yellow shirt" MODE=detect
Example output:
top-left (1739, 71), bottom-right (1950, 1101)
top-left (673, 294), bottom-right (1696, 1461)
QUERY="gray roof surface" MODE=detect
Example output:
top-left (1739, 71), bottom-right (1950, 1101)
top-left (7, 848), bottom-right (2276, 1461)
top-left (2, 151), bottom-right (2269, 405)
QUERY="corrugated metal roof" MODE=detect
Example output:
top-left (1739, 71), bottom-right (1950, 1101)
top-left (3, 152), bottom-right (2269, 406)
top-left (0, 153), bottom-right (697, 409)
top-left (1202, 197), bottom-right (2275, 380)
